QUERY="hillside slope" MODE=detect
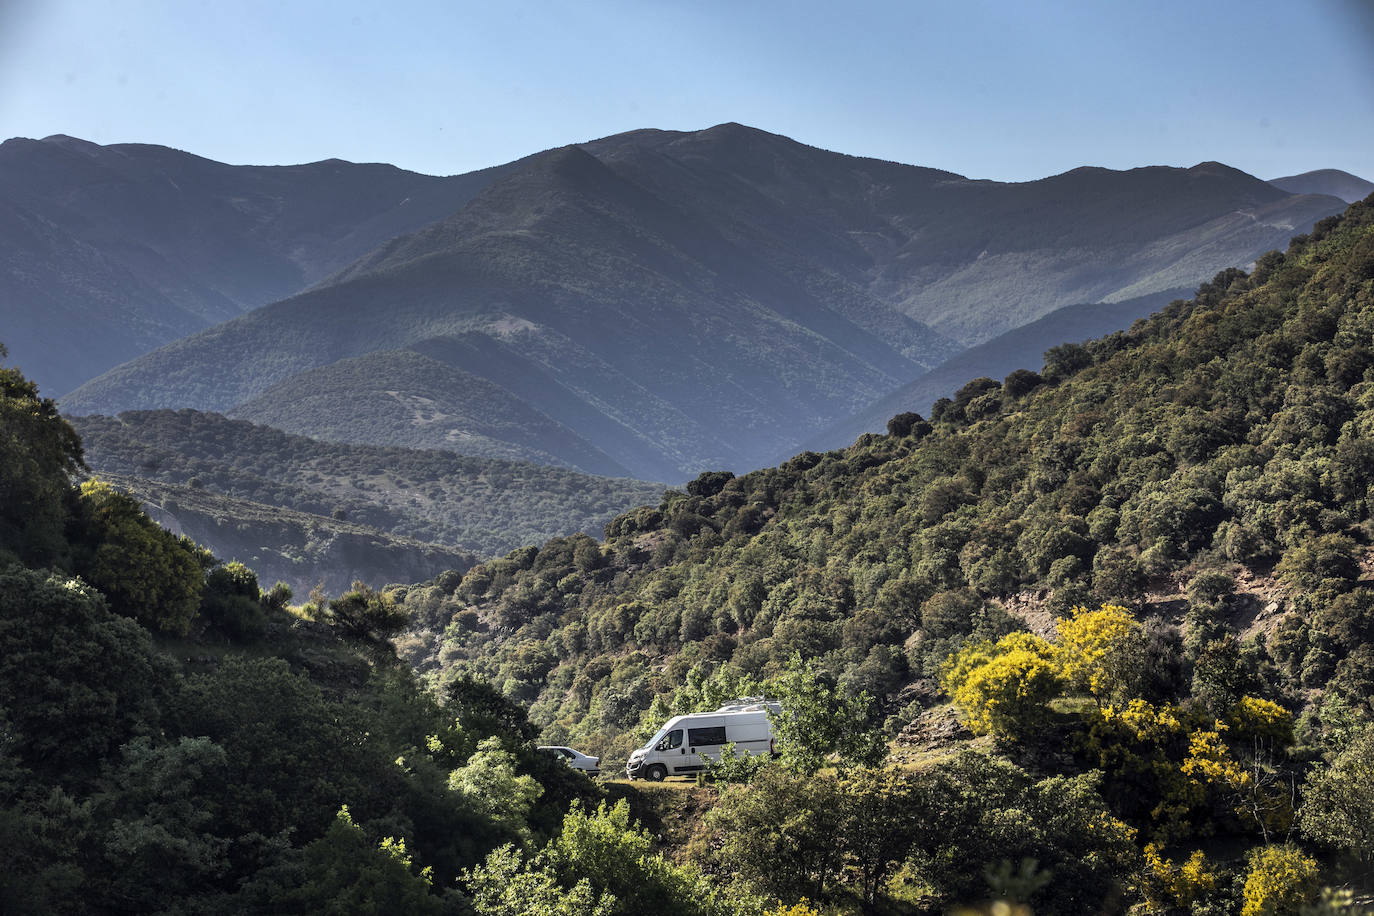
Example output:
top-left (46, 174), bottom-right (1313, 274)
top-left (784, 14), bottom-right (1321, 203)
top-left (228, 349), bottom-right (632, 476)
top-left (804, 287), bottom-right (1190, 453)
top-left (61, 124), bottom-right (1345, 481)
top-left (0, 134), bottom-right (516, 393)
top-left (402, 196), bottom-right (1374, 762)
top-left (99, 473), bottom-right (476, 595)
top-left (71, 409), bottom-right (664, 559)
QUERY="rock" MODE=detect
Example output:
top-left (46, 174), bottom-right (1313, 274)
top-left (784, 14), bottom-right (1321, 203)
top-left (897, 705), bottom-right (972, 750)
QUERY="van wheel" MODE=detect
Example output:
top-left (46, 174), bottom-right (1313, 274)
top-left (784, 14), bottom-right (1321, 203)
top-left (645, 764), bottom-right (667, 782)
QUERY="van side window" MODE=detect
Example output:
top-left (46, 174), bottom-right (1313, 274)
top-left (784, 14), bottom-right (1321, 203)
top-left (687, 726), bottom-right (728, 747)
top-left (656, 729), bottom-right (683, 751)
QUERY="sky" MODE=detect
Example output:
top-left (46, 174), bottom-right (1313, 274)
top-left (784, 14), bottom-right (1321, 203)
top-left (0, 0), bottom-right (1371, 183)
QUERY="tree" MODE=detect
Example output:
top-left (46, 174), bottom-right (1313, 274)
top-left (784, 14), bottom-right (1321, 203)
top-left (768, 654), bottom-right (885, 773)
top-left (1240, 845), bottom-right (1318, 916)
top-left (0, 346), bottom-right (84, 564)
top-left (942, 632), bottom-right (1065, 740)
top-left (1056, 604), bottom-right (1146, 705)
top-left (326, 581), bottom-right (410, 646)
top-left (444, 675), bottom-right (539, 745)
top-left (71, 479), bottom-right (212, 635)
top-left (886, 412), bottom-right (931, 438)
top-left (200, 560), bottom-right (267, 640)
top-left (465, 844), bottom-right (613, 916)
top-left (172, 656), bottom-right (370, 842)
top-left (702, 766), bottom-right (846, 903)
top-left (1276, 534), bottom-right (1360, 602)
top-left (1003, 368), bottom-right (1043, 399)
top-left (92, 737), bottom-right (232, 911)
top-left (285, 806), bottom-right (447, 916)
top-left (1299, 725), bottom-right (1374, 876)
top-left (447, 737), bottom-right (542, 846)
top-left (1042, 342), bottom-right (1092, 383)
top-left (921, 588), bottom-right (982, 638)
top-left (0, 565), bottom-right (171, 784)
top-left (905, 752), bottom-right (1136, 915)
top-left (686, 471), bottom-right (735, 498)
top-left (838, 766), bottom-right (920, 906)
top-left (547, 800), bottom-right (735, 916)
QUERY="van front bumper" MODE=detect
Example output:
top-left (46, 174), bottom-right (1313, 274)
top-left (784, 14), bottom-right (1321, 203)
top-left (625, 758), bottom-right (645, 779)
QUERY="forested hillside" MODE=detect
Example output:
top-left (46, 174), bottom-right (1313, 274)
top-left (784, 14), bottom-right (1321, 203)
top-left (2, 342), bottom-right (767, 916)
top-left (95, 472), bottom-right (478, 596)
top-left (804, 287), bottom-right (1189, 453)
top-left (391, 197), bottom-right (1374, 911)
top-left (72, 410), bottom-right (663, 567)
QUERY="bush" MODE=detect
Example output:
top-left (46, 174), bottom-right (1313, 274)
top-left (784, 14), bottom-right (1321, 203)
top-left (1240, 845), bottom-right (1319, 916)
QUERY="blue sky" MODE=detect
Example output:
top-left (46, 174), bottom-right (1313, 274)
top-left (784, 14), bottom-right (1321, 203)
top-left (1, 0), bottom-right (1370, 182)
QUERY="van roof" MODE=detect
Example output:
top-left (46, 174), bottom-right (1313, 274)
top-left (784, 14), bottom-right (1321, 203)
top-left (660, 709), bottom-right (772, 729)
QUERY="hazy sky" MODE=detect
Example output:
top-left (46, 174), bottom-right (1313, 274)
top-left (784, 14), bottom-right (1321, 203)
top-left (1, 0), bottom-right (1371, 182)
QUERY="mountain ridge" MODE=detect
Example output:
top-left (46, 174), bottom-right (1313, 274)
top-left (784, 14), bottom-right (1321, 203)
top-left (1269, 167), bottom-right (1374, 204)
top-left (49, 124), bottom-right (1348, 479)
top-left (0, 133), bottom-right (523, 393)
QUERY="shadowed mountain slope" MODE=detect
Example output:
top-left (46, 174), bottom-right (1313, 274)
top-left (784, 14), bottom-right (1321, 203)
top-left (60, 125), bottom-right (1346, 479)
top-left (804, 287), bottom-right (1191, 454)
top-left (227, 349), bottom-right (633, 476)
top-left (0, 134), bottom-right (517, 393)
top-left (98, 472), bottom-right (477, 596)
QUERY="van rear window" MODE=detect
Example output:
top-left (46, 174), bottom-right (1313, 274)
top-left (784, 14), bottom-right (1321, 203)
top-left (688, 726), bottom-right (728, 747)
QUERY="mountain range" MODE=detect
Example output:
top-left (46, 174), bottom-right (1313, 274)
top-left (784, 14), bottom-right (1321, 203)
top-left (6, 124), bottom-right (1354, 480)
top-left (0, 134), bottom-right (520, 394)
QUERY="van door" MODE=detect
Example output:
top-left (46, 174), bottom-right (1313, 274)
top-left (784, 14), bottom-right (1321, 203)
top-left (724, 715), bottom-right (771, 757)
top-left (653, 728), bottom-right (687, 773)
top-left (685, 723), bottom-right (730, 771)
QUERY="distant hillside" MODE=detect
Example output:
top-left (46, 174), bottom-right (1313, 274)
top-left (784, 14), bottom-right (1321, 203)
top-left (0, 134), bottom-right (518, 394)
top-left (71, 410), bottom-right (664, 561)
top-left (804, 287), bottom-right (1190, 453)
top-left (228, 349), bottom-right (632, 476)
top-left (61, 124), bottom-right (1345, 479)
top-left (98, 473), bottom-right (475, 595)
top-left (1270, 168), bottom-right (1374, 204)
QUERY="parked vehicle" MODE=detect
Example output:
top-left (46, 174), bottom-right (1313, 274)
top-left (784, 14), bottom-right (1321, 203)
top-left (625, 702), bottom-right (779, 780)
top-left (538, 745), bottom-right (601, 776)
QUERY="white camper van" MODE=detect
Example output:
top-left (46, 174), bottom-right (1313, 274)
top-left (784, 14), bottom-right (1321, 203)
top-left (625, 703), bottom-right (778, 780)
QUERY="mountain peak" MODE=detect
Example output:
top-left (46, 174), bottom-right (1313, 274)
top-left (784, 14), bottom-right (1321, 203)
top-left (526, 144), bottom-right (620, 190)
top-left (1186, 160), bottom-right (1254, 180)
top-left (1269, 168), bottom-right (1374, 204)
top-left (40, 134), bottom-right (104, 155)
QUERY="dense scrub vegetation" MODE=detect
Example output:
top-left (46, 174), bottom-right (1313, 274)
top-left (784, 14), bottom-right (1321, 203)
top-left (0, 349), bottom-right (664, 914)
top-left (72, 409), bottom-right (663, 556)
top-left (390, 198), bottom-right (1374, 910)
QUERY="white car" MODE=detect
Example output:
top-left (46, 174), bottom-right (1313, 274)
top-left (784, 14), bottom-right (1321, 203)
top-left (538, 745), bottom-right (601, 776)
